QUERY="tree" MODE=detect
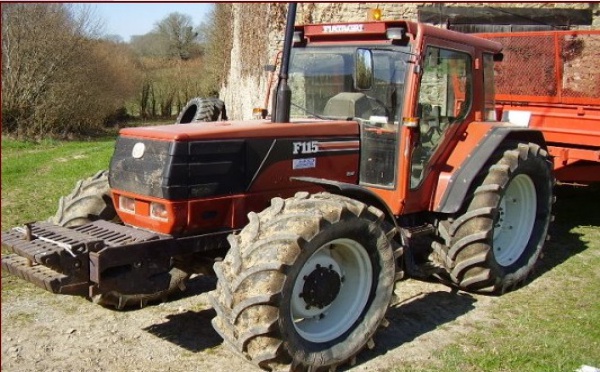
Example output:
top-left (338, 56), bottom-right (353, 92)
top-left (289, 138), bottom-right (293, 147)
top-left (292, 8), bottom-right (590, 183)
top-left (196, 4), bottom-right (233, 92)
top-left (129, 12), bottom-right (210, 119)
top-left (155, 12), bottom-right (201, 60)
top-left (130, 32), bottom-right (169, 57)
top-left (102, 34), bottom-right (125, 44)
top-left (2, 3), bottom-right (140, 138)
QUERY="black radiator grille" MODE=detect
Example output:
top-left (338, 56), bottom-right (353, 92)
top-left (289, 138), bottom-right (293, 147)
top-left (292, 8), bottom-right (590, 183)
top-left (110, 137), bottom-right (246, 200)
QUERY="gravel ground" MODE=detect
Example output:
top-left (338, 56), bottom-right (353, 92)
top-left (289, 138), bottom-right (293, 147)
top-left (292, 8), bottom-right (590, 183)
top-left (1, 273), bottom-right (497, 372)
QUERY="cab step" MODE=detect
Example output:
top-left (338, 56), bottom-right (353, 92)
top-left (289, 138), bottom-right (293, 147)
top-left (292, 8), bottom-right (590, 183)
top-left (404, 223), bottom-right (435, 238)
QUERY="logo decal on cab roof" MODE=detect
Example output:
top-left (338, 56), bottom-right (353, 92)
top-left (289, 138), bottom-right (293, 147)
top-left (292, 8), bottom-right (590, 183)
top-left (322, 24), bottom-right (364, 33)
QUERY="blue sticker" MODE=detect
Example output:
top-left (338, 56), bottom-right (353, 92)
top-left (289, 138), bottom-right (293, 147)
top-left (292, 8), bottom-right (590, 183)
top-left (293, 158), bottom-right (316, 169)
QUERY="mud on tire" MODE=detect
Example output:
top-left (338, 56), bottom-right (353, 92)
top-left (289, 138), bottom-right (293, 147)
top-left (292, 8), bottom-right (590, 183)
top-left (50, 170), bottom-right (188, 309)
top-left (49, 170), bottom-right (117, 227)
top-left (210, 192), bottom-right (396, 371)
top-left (434, 142), bottom-right (553, 294)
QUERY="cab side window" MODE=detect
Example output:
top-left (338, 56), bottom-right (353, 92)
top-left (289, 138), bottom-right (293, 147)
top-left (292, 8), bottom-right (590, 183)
top-left (411, 47), bottom-right (472, 189)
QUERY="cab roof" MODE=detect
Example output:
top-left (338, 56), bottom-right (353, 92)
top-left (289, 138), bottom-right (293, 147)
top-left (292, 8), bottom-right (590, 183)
top-left (297, 20), bottom-right (503, 54)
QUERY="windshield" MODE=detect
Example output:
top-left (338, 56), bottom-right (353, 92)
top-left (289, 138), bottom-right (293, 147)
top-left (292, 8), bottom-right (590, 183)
top-left (289, 46), bottom-right (411, 123)
top-left (289, 45), bottom-right (411, 189)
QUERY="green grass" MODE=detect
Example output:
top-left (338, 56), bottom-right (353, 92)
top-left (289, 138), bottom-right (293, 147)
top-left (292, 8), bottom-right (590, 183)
top-left (428, 186), bottom-right (600, 372)
top-left (1, 137), bottom-right (116, 229)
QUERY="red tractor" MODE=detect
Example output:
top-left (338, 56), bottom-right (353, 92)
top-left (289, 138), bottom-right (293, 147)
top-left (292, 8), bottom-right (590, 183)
top-left (7, 4), bottom-right (587, 371)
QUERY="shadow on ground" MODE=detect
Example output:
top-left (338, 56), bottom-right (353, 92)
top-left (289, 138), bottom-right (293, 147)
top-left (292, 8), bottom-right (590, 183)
top-left (143, 308), bottom-right (221, 352)
top-left (351, 290), bottom-right (477, 370)
top-left (143, 275), bottom-right (221, 352)
top-left (534, 184), bottom-right (600, 280)
top-left (142, 184), bottom-right (600, 364)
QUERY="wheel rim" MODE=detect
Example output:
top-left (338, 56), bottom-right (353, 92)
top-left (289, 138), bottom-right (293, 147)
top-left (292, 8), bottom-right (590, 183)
top-left (493, 174), bottom-right (537, 267)
top-left (290, 238), bottom-right (373, 343)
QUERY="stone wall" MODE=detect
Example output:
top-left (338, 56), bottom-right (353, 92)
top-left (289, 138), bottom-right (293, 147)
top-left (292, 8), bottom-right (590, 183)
top-left (221, 3), bottom-right (599, 120)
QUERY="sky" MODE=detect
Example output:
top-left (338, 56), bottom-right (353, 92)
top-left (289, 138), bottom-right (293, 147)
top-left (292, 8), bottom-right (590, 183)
top-left (91, 3), bottom-right (214, 42)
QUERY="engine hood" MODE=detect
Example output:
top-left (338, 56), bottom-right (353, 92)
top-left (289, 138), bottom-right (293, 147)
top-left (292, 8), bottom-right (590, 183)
top-left (118, 119), bottom-right (359, 141)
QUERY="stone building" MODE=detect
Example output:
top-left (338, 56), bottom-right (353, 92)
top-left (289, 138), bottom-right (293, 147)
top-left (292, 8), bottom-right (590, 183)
top-left (220, 3), bottom-right (600, 120)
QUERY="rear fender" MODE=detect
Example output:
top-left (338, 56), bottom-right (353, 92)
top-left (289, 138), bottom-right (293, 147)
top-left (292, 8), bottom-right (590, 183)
top-left (434, 126), bottom-right (546, 214)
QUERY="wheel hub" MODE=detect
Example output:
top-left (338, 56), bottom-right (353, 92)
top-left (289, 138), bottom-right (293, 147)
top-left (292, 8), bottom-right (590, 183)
top-left (492, 174), bottom-right (537, 267)
top-left (290, 238), bottom-right (373, 343)
top-left (300, 265), bottom-right (341, 309)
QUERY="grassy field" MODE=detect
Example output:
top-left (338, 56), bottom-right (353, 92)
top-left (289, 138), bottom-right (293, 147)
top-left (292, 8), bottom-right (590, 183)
top-left (419, 185), bottom-right (600, 372)
top-left (1, 137), bottom-right (599, 371)
top-left (1, 137), bottom-right (116, 229)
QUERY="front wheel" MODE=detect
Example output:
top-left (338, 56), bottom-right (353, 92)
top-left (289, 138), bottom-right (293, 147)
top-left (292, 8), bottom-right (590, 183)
top-left (435, 142), bottom-right (553, 294)
top-left (210, 192), bottom-right (396, 371)
top-left (49, 170), bottom-right (117, 227)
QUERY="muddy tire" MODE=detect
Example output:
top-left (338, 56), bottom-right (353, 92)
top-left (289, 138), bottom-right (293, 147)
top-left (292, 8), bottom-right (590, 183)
top-left (49, 170), bottom-right (117, 227)
top-left (210, 192), bottom-right (395, 371)
top-left (92, 267), bottom-right (189, 310)
top-left (435, 142), bottom-right (553, 294)
top-left (176, 97), bottom-right (218, 123)
top-left (51, 170), bottom-right (188, 309)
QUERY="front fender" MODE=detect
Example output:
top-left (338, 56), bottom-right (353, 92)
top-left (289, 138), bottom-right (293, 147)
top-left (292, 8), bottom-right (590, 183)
top-left (290, 176), bottom-right (399, 230)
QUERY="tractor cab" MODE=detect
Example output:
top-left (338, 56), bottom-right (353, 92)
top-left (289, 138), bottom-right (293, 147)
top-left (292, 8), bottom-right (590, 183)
top-left (287, 19), bottom-right (502, 214)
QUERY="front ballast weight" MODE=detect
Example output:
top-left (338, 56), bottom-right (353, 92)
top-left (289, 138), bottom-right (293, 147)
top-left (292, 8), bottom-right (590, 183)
top-left (1, 171), bottom-right (222, 309)
top-left (2, 222), bottom-right (105, 295)
top-left (2, 219), bottom-right (171, 297)
top-left (1, 217), bottom-right (230, 309)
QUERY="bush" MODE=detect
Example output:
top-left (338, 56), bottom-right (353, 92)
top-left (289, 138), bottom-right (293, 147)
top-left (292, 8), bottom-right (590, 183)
top-left (1, 4), bottom-right (140, 139)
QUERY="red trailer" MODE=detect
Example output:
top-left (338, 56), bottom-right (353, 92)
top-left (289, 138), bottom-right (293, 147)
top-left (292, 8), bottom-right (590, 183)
top-left (480, 30), bottom-right (600, 184)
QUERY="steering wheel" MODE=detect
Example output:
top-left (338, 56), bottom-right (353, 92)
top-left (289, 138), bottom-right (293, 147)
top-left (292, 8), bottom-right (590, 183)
top-left (365, 96), bottom-right (391, 119)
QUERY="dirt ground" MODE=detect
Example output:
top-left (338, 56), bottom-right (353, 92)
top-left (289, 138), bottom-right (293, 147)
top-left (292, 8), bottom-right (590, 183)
top-left (1, 272), bottom-right (499, 372)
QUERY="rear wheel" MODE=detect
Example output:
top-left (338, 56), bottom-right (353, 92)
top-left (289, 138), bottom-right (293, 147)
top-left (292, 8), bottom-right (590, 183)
top-left (51, 171), bottom-right (189, 309)
top-left (210, 192), bottom-right (395, 371)
top-left (434, 142), bottom-right (553, 294)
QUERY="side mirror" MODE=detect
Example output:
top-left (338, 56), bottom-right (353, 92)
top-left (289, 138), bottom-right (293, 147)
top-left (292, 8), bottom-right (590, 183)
top-left (354, 48), bottom-right (374, 91)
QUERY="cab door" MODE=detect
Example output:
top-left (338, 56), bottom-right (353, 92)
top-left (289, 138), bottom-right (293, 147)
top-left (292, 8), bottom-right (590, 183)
top-left (404, 40), bottom-right (475, 212)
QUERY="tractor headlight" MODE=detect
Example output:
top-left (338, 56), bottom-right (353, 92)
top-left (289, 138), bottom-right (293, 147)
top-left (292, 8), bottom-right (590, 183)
top-left (119, 196), bottom-right (136, 214)
top-left (150, 202), bottom-right (168, 221)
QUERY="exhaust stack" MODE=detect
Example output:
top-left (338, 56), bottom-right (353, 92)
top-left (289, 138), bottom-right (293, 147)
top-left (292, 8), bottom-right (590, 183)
top-left (272, 3), bottom-right (297, 123)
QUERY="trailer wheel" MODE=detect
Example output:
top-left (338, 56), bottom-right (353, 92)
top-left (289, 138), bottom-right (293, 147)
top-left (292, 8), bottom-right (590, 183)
top-left (51, 170), bottom-right (189, 308)
top-left (210, 192), bottom-right (395, 371)
top-left (436, 142), bottom-right (553, 294)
